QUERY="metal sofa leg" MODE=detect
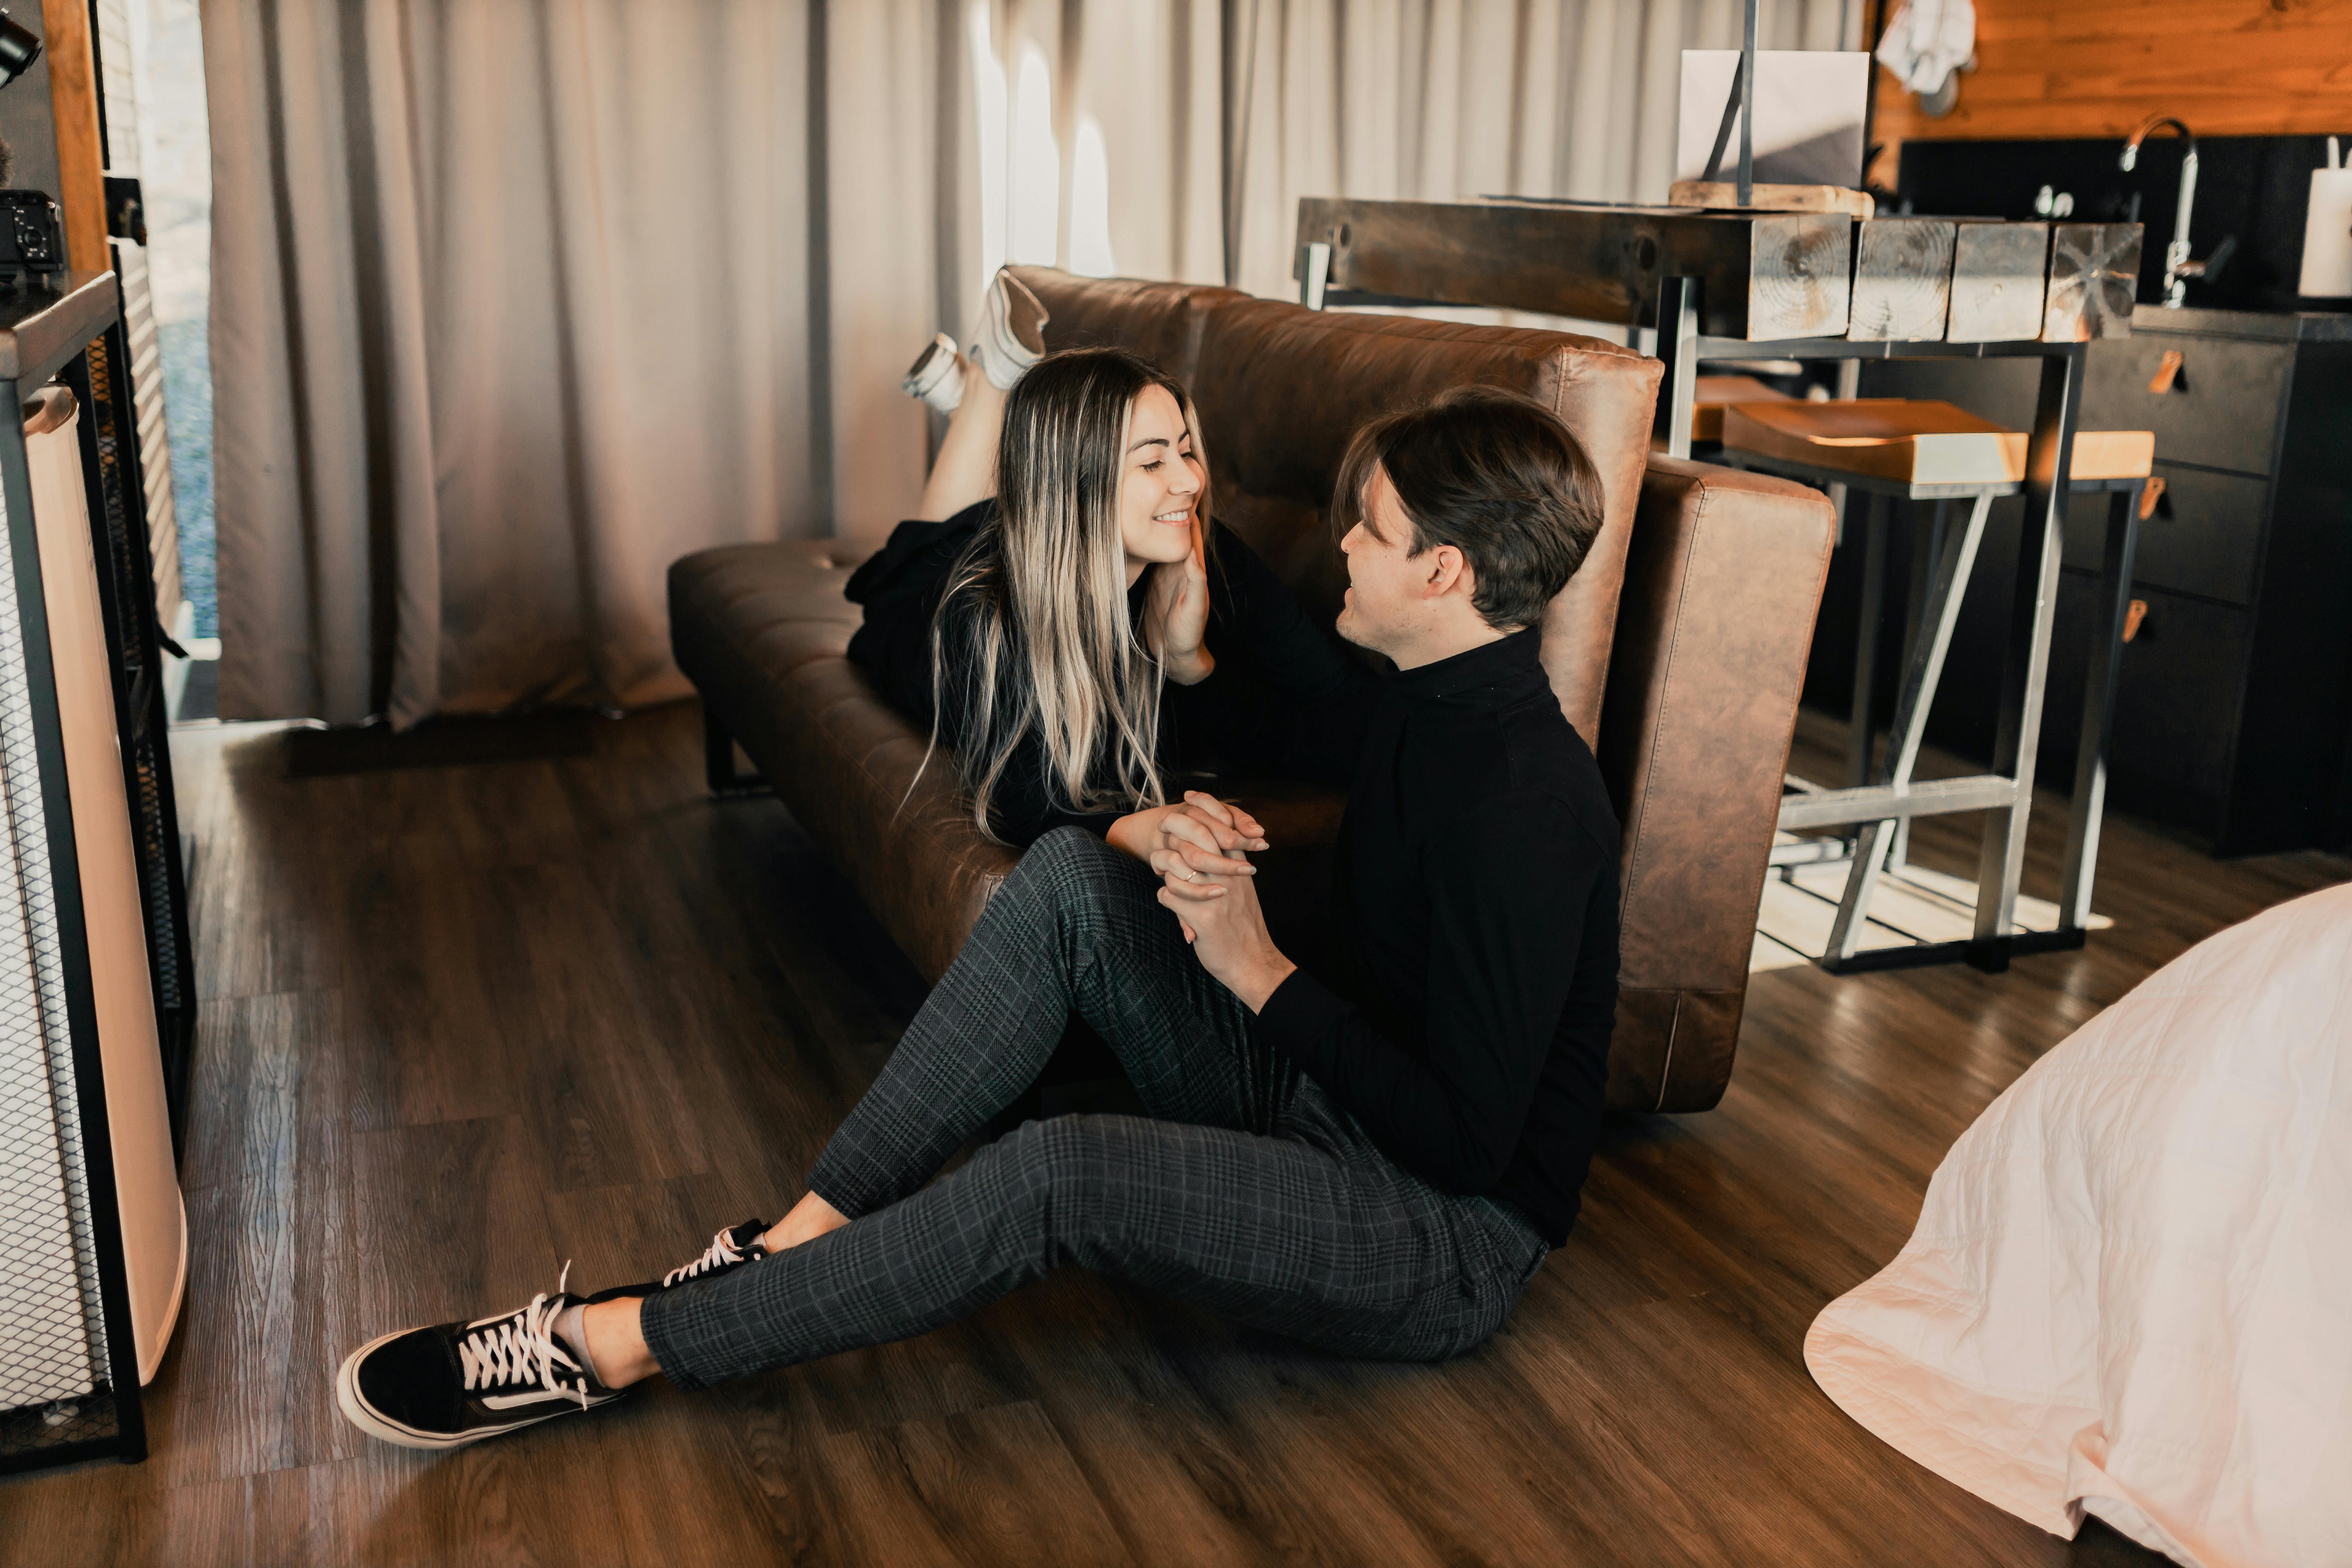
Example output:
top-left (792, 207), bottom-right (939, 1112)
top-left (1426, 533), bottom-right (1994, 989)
top-left (703, 704), bottom-right (769, 799)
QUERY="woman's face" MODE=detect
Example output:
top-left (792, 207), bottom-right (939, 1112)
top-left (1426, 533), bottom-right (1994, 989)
top-left (1118, 384), bottom-right (1203, 576)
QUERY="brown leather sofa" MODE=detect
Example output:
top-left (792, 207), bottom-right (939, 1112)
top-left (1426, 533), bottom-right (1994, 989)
top-left (670, 268), bottom-right (1834, 1113)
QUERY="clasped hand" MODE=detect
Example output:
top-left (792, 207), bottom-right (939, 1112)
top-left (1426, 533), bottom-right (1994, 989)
top-left (1106, 791), bottom-right (1295, 1012)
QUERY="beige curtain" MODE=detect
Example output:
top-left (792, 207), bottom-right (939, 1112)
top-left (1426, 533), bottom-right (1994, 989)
top-left (1217, 0), bottom-right (1857, 306)
top-left (209, 0), bottom-right (822, 725)
top-left (207, 0), bottom-right (1855, 726)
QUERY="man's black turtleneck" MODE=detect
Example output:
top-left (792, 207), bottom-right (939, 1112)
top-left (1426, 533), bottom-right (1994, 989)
top-left (1180, 625), bottom-right (1620, 1245)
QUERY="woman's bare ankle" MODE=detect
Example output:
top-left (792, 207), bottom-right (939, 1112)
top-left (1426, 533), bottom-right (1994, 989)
top-left (581, 1297), bottom-right (662, 1388)
top-left (764, 1190), bottom-right (850, 1253)
top-left (948, 365), bottom-right (1005, 424)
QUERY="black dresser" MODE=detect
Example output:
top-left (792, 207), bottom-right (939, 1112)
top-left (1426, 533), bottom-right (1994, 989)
top-left (2073, 308), bottom-right (2352, 854)
top-left (1815, 306), bottom-right (2352, 855)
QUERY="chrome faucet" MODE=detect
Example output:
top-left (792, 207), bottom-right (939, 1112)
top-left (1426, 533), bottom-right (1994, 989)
top-left (2120, 114), bottom-right (2211, 308)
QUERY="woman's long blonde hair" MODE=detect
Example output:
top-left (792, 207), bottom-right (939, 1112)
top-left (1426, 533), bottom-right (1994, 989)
top-left (928, 348), bottom-right (1210, 842)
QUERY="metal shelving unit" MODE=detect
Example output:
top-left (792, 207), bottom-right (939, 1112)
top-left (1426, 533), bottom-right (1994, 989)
top-left (0, 270), bottom-right (196, 1475)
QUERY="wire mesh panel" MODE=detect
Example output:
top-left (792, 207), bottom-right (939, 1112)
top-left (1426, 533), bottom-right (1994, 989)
top-left (130, 739), bottom-right (176, 1011)
top-left (0, 455), bottom-right (118, 1466)
top-left (82, 329), bottom-right (198, 1142)
top-left (74, 322), bottom-right (198, 1149)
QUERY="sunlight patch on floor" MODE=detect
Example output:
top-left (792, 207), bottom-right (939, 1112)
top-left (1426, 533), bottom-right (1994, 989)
top-left (1752, 836), bottom-right (2112, 973)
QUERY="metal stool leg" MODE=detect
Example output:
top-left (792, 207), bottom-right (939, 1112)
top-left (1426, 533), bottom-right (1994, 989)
top-left (1846, 492), bottom-right (1887, 790)
top-left (1888, 498), bottom-right (1950, 873)
top-left (2059, 484), bottom-right (2142, 930)
top-left (1972, 377), bottom-right (2081, 966)
top-left (1826, 492), bottom-right (1994, 965)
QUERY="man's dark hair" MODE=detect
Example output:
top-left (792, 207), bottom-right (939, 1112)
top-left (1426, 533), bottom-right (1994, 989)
top-left (1332, 386), bottom-right (1606, 630)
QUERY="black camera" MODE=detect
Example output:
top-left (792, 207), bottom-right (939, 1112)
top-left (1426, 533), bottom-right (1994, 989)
top-left (0, 190), bottom-right (66, 291)
top-left (0, 11), bottom-right (37, 90)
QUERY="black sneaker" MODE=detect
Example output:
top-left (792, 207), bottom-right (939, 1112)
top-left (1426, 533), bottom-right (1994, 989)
top-left (660, 1219), bottom-right (772, 1287)
top-left (336, 1276), bottom-right (626, 1450)
top-left (586, 1218), bottom-right (772, 1303)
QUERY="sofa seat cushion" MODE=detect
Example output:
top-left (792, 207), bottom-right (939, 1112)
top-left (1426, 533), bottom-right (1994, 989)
top-left (670, 539), bottom-right (1018, 982)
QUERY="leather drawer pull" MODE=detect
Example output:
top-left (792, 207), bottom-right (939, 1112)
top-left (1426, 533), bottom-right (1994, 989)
top-left (2148, 349), bottom-right (2184, 395)
top-left (2139, 475), bottom-right (2166, 521)
top-left (2124, 599), bottom-right (2150, 642)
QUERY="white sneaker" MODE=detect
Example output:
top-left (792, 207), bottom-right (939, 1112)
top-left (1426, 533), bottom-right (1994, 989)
top-left (971, 268), bottom-right (1049, 391)
top-left (902, 332), bottom-right (965, 414)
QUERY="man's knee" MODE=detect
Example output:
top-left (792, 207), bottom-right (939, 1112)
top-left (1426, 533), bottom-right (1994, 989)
top-left (992, 1114), bottom-right (1123, 1223)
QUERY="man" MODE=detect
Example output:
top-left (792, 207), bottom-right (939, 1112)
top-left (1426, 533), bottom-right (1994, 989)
top-left (335, 387), bottom-right (1622, 1449)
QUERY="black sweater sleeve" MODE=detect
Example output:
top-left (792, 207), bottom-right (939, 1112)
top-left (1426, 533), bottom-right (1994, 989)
top-left (977, 745), bottom-right (1127, 845)
top-left (844, 511), bottom-right (989, 732)
top-left (1250, 789), bottom-right (1603, 1193)
top-left (1163, 527), bottom-right (1380, 784)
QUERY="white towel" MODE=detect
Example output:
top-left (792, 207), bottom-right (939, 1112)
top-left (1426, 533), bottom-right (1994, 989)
top-left (1875, 0), bottom-right (1975, 97)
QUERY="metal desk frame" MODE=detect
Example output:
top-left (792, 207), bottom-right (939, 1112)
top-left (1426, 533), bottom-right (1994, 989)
top-left (1653, 273), bottom-right (2110, 973)
top-left (1712, 447), bottom-right (2144, 969)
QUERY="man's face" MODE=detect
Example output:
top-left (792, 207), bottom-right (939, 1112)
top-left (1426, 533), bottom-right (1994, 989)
top-left (1335, 464), bottom-right (1426, 657)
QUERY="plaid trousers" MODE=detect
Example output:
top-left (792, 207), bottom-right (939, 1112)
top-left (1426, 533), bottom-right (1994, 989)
top-left (640, 827), bottom-right (1549, 1390)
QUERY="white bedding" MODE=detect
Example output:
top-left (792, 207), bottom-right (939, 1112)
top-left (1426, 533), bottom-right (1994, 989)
top-left (1805, 881), bottom-right (2352, 1567)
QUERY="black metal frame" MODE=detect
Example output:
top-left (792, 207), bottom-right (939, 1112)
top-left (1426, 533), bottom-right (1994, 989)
top-left (0, 273), bottom-right (150, 1471)
top-left (63, 308), bottom-right (198, 1154)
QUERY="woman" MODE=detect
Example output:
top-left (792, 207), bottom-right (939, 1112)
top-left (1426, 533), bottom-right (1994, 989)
top-left (848, 271), bottom-right (1369, 849)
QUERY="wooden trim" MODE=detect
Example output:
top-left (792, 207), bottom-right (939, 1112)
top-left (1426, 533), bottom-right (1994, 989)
top-left (1668, 182), bottom-right (1876, 219)
top-left (1874, 0), bottom-right (2352, 169)
top-left (41, 0), bottom-right (110, 273)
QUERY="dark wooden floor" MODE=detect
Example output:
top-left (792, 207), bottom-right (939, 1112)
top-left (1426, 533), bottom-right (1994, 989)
top-left (4, 702), bottom-right (2343, 1566)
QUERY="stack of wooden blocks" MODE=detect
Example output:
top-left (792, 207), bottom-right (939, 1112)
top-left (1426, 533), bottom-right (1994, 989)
top-left (1291, 196), bottom-right (2145, 346)
top-left (1848, 218), bottom-right (2141, 344)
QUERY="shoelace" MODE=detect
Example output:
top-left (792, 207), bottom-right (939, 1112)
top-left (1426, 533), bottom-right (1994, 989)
top-left (457, 1262), bottom-right (593, 1410)
top-left (663, 1227), bottom-right (753, 1288)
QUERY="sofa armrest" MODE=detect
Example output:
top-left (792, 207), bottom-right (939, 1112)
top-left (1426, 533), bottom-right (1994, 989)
top-left (1596, 457), bottom-right (1836, 1112)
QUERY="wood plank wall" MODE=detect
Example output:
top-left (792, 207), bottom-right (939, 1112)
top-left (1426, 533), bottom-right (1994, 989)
top-left (1873, 0), bottom-right (2352, 173)
top-left (39, 0), bottom-right (109, 271)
